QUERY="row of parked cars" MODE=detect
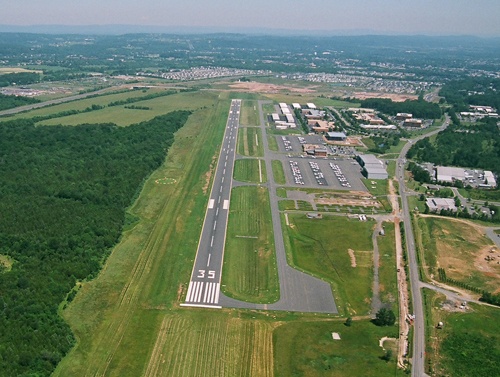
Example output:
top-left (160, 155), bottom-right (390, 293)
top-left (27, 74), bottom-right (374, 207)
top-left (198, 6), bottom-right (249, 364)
top-left (309, 161), bottom-right (328, 186)
top-left (329, 163), bottom-right (351, 188)
top-left (289, 160), bottom-right (304, 185)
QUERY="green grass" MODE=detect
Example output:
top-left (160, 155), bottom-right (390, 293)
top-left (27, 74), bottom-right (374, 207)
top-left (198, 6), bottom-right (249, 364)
top-left (237, 127), bottom-right (264, 157)
top-left (272, 160), bottom-right (286, 185)
top-left (386, 160), bottom-right (396, 178)
top-left (424, 289), bottom-right (500, 377)
top-left (278, 200), bottom-right (315, 211)
top-left (377, 222), bottom-right (398, 308)
top-left (32, 91), bottom-right (217, 126)
top-left (285, 214), bottom-right (374, 316)
top-left (276, 187), bottom-right (288, 198)
top-left (240, 100), bottom-right (259, 126)
top-left (362, 179), bottom-right (391, 212)
top-left (222, 186), bottom-right (279, 303)
top-left (274, 320), bottom-right (400, 377)
top-left (54, 94), bottom-right (234, 376)
top-left (233, 158), bottom-right (267, 183)
top-left (267, 135), bottom-right (279, 151)
top-left (458, 188), bottom-right (500, 202)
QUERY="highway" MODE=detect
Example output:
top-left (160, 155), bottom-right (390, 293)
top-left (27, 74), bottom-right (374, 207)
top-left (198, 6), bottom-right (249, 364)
top-left (181, 99), bottom-right (241, 308)
top-left (397, 117), bottom-right (449, 377)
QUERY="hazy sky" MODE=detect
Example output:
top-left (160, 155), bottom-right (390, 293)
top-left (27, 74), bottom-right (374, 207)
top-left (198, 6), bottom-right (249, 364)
top-left (2, 0), bottom-right (500, 36)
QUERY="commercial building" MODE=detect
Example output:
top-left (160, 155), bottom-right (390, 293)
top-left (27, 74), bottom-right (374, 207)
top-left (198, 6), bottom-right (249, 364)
top-left (292, 103), bottom-right (301, 109)
top-left (484, 171), bottom-right (497, 188)
top-left (360, 124), bottom-right (397, 130)
top-left (326, 131), bottom-right (347, 141)
top-left (303, 144), bottom-right (328, 157)
top-left (306, 103), bottom-right (317, 109)
top-left (426, 198), bottom-right (457, 213)
top-left (309, 120), bottom-right (335, 133)
top-left (357, 154), bottom-right (388, 180)
top-left (403, 118), bottom-right (423, 127)
top-left (396, 113), bottom-right (413, 120)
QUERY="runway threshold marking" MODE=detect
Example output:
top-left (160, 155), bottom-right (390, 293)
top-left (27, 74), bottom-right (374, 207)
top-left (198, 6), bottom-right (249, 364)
top-left (223, 200), bottom-right (229, 210)
top-left (208, 199), bottom-right (215, 209)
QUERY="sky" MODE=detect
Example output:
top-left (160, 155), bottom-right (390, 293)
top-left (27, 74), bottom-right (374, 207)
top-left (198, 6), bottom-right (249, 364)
top-left (2, 0), bottom-right (500, 36)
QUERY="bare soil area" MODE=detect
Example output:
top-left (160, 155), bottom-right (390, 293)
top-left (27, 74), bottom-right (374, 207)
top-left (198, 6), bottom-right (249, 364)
top-left (349, 91), bottom-right (418, 102)
top-left (316, 191), bottom-right (380, 208)
top-left (228, 81), bottom-right (317, 94)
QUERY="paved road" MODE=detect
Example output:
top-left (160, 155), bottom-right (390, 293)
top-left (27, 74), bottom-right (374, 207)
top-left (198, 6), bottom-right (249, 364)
top-left (219, 100), bottom-right (337, 313)
top-left (397, 117), bottom-right (449, 377)
top-left (182, 99), bottom-right (241, 308)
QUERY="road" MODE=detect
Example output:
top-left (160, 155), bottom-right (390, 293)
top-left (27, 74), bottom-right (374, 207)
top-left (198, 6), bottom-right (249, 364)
top-left (181, 99), bottom-right (241, 308)
top-left (396, 116), bottom-right (449, 377)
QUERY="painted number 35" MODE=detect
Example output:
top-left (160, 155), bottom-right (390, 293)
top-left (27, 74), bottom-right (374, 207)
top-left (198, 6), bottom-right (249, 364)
top-left (198, 270), bottom-right (215, 279)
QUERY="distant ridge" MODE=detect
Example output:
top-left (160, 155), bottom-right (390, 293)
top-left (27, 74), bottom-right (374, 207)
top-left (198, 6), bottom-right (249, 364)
top-left (0, 24), bottom-right (498, 38)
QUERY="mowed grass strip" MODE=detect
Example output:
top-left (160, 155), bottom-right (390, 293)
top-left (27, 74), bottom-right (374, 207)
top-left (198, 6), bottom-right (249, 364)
top-left (377, 222), bottom-right (398, 308)
top-left (240, 100), bottom-right (259, 126)
top-left (233, 158), bottom-right (267, 183)
top-left (222, 186), bottom-right (279, 303)
top-left (143, 311), bottom-right (275, 377)
top-left (54, 95), bottom-right (232, 376)
top-left (274, 320), bottom-right (400, 377)
top-left (36, 90), bottom-right (217, 126)
top-left (272, 160), bottom-right (286, 185)
top-left (237, 127), bottom-right (264, 157)
top-left (285, 214), bottom-right (374, 316)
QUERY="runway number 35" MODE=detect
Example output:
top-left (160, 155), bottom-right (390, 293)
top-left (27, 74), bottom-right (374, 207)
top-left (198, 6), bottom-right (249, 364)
top-left (198, 270), bottom-right (215, 279)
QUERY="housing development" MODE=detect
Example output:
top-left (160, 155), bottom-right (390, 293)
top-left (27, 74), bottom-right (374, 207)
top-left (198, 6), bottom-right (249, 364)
top-left (0, 32), bottom-right (499, 377)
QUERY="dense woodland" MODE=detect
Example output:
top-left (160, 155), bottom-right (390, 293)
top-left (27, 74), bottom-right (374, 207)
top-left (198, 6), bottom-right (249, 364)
top-left (407, 119), bottom-right (500, 174)
top-left (0, 110), bottom-right (190, 376)
top-left (439, 78), bottom-right (500, 111)
top-left (0, 93), bottom-right (40, 111)
top-left (359, 98), bottom-right (442, 119)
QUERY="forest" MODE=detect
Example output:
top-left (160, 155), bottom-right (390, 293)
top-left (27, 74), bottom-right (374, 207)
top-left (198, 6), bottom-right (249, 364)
top-left (0, 93), bottom-right (40, 111)
top-left (359, 98), bottom-right (442, 119)
top-left (439, 78), bottom-right (500, 111)
top-left (0, 110), bottom-right (190, 376)
top-left (407, 119), bottom-right (500, 174)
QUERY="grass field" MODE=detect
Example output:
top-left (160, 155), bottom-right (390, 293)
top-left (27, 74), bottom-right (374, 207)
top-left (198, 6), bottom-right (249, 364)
top-left (377, 222), bottom-right (398, 308)
top-left (267, 135), bottom-right (279, 151)
top-left (222, 185), bottom-right (279, 303)
top-left (415, 216), bottom-right (498, 291)
top-left (240, 100), bottom-right (259, 126)
top-left (0, 67), bottom-right (43, 74)
top-left (423, 289), bottom-right (500, 377)
top-left (274, 319), bottom-right (400, 377)
top-left (285, 214), bottom-right (375, 316)
top-left (362, 179), bottom-right (391, 212)
top-left (233, 158), bottom-right (266, 183)
top-left (271, 160), bottom-right (286, 185)
top-left (54, 93), bottom-right (237, 376)
top-left (16, 90), bottom-right (217, 127)
top-left (237, 127), bottom-right (264, 157)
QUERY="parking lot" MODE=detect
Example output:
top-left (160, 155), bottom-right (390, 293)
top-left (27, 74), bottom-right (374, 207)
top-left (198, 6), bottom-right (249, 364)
top-left (283, 156), bottom-right (367, 191)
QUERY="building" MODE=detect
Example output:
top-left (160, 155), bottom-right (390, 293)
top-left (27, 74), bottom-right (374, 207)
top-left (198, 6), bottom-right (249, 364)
top-left (292, 103), bottom-right (301, 109)
top-left (285, 114), bottom-right (295, 123)
top-left (309, 120), bottom-right (335, 133)
top-left (436, 166), bottom-right (465, 183)
top-left (303, 144), bottom-right (328, 157)
top-left (484, 171), bottom-right (497, 188)
top-left (306, 103), bottom-right (317, 109)
top-left (403, 119), bottom-right (423, 127)
top-left (303, 109), bottom-right (325, 120)
top-left (360, 124), bottom-right (397, 130)
top-left (357, 154), bottom-right (388, 180)
top-left (426, 198), bottom-right (457, 213)
top-left (271, 113), bottom-right (280, 122)
top-left (326, 131), bottom-right (347, 141)
top-left (396, 113), bottom-right (413, 120)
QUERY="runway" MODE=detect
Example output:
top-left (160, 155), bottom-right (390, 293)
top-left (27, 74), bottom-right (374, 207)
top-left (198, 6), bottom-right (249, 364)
top-left (181, 99), bottom-right (241, 308)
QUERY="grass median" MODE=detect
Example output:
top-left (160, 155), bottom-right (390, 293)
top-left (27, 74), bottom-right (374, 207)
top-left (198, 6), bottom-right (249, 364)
top-left (222, 185), bottom-right (279, 303)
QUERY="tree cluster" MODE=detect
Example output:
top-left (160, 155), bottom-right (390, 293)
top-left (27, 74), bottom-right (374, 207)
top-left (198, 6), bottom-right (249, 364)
top-left (0, 92), bottom-right (40, 111)
top-left (360, 98), bottom-right (442, 119)
top-left (0, 110), bottom-right (190, 376)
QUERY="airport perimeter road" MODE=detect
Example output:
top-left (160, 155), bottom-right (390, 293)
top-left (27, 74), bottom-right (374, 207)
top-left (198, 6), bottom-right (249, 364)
top-left (181, 99), bottom-right (241, 308)
top-left (397, 117), bottom-right (449, 377)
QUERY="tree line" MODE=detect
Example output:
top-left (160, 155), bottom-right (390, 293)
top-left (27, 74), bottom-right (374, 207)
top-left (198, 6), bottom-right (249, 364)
top-left (0, 110), bottom-right (190, 376)
top-left (359, 98), bottom-right (442, 119)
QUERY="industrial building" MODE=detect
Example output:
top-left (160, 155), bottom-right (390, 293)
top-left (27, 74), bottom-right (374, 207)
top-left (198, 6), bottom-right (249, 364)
top-left (484, 171), bottom-right (497, 188)
top-left (360, 124), bottom-right (397, 130)
top-left (436, 166), bottom-right (466, 183)
top-left (426, 198), bottom-right (457, 213)
top-left (357, 154), bottom-right (388, 180)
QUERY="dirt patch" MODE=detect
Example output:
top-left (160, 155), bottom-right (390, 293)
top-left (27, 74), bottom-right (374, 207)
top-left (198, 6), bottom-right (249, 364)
top-left (474, 245), bottom-right (500, 281)
top-left (202, 155), bottom-right (217, 194)
top-left (316, 192), bottom-right (380, 208)
top-left (348, 249), bottom-right (357, 267)
top-left (349, 91), bottom-right (418, 102)
top-left (228, 81), bottom-right (317, 94)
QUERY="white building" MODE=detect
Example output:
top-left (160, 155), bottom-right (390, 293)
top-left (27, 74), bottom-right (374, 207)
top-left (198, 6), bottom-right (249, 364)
top-left (484, 171), bottom-right (497, 188)
top-left (426, 198), bottom-right (457, 212)
top-left (436, 166), bottom-right (465, 183)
